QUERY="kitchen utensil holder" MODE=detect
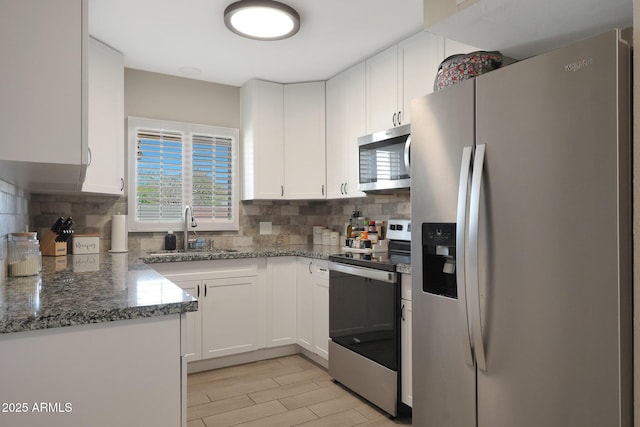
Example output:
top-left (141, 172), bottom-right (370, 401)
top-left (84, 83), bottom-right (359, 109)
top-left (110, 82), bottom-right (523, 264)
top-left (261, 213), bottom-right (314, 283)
top-left (41, 230), bottom-right (67, 257)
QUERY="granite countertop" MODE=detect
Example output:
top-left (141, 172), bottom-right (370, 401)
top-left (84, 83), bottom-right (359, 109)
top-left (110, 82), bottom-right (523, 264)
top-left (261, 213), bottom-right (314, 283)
top-left (0, 253), bottom-right (197, 334)
top-left (137, 244), bottom-right (338, 264)
top-left (137, 244), bottom-right (413, 274)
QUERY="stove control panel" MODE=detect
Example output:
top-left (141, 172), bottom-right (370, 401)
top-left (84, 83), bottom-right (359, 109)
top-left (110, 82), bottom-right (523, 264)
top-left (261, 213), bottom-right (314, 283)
top-left (386, 219), bottom-right (411, 241)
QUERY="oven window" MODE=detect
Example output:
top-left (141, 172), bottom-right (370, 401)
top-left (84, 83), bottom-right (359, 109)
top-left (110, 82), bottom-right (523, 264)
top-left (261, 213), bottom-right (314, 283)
top-left (329, 269), bottom-right (398, 370)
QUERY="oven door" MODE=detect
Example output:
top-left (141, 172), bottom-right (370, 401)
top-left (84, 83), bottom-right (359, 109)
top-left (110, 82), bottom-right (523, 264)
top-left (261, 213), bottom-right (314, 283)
top-left (328, 262), bottom-right (399, 370)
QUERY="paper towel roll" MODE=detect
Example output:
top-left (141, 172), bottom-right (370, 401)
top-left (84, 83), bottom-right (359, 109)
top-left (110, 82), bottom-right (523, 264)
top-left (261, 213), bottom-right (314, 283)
top-left (109, 214), bottom-right (128, 253)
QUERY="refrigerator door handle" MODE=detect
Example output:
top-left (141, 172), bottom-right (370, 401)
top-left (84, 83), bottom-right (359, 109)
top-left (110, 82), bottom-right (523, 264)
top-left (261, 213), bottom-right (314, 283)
top-left (469, 143), bottom-right (487, 371)
top-left (456, 146), bottom-right (474, 367)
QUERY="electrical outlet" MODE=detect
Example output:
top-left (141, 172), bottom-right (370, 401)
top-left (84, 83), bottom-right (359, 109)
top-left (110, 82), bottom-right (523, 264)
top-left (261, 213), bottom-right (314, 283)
top-left (260, 222), bottom-right (273, 235)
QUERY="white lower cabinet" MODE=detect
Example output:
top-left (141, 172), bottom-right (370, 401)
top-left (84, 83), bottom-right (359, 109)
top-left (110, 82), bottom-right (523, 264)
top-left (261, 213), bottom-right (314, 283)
top-left (312, 261), bottom-right (329, 360)
top-left (203, 274), bottom-right (260, 358)
top-left (297, 258), bottom-right (314, 351)
top-left (154, 259), bottom-right (260, 361)
top-left (266, 257), bottom-right (297, 347)
top-left (297, 257), bottom-right (329, 360)
top-left (170, 279), bottom-right (203, 362)
top-left (401, 273), bottom-right (412, 407)
top-left (154, 257), bottom-right (330, 364)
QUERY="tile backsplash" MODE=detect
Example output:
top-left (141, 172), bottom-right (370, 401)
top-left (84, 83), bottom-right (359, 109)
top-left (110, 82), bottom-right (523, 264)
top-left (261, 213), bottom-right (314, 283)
top-left (29, 192), bottom-right (410, 253)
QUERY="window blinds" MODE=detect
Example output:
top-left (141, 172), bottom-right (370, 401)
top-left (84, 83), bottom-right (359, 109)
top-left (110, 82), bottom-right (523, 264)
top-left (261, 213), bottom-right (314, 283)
top-left (191, 134), bottom-right (234, 221)
top-left (135, 130), bottom-right (184, 221)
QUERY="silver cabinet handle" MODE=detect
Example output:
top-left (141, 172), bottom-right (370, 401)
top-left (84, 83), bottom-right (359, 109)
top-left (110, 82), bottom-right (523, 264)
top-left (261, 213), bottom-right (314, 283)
top-left (197, 284), bottom-right (200, 298)
top-left (469, 143), bottom-right (487, 371)
top-left (343, 182), bottom-right (348, 194)
top-left (401, 303), bottom-right (405, 321)
top-left (120, 177), bottom-right (124, 192)
top-left (392, 112), bottom-right (397, 127)
top-left (397, 110), bottom-right (402, 125)
top-left (321, 184), bottom-right (325, 196)
top-left (340, 183), bottom-right (344, 195)
top-left (87, 147), bottom-right (92, 166)
top-left (456, 146), bottom-right (474, 367)
top-left (281, 185), bottom-right (284, 197)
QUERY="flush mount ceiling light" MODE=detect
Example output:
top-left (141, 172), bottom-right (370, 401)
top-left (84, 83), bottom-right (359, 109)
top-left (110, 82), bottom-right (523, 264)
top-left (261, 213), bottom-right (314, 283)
top-left (224, 0), bottom-right (300, 41)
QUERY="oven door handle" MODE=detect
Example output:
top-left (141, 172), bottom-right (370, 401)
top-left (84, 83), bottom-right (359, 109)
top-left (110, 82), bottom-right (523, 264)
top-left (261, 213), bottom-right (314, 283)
top-left (329, 262), bottom-right (397, 283)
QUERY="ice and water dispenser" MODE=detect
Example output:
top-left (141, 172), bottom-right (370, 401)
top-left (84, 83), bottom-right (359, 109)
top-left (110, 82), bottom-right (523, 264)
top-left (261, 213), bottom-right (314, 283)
top-left (422, 223), bottom-right (457, 298)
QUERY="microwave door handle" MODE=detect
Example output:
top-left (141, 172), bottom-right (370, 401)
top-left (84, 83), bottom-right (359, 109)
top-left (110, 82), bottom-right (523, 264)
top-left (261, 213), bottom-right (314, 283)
top-left (404, 136), bottom-right (411, 172)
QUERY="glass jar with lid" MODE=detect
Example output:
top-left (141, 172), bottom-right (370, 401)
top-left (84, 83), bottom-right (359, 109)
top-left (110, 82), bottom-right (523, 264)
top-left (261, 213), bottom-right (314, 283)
top-left (8, 232), bottom-right (41, 277)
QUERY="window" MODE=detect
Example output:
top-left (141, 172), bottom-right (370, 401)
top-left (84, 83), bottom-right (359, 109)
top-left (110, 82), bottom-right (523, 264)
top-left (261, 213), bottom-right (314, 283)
top-left (128, 117), bottom-right (239, 232)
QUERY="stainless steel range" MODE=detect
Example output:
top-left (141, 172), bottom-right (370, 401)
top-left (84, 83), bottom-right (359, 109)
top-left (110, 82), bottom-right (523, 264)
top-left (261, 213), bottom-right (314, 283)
top-left (328, 219), bottom-right (410, 417)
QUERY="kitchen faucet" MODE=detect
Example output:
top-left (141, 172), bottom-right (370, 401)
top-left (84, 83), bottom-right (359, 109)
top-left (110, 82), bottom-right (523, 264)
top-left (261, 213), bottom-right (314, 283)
top-left (183, 205), bottom-right (197, 251)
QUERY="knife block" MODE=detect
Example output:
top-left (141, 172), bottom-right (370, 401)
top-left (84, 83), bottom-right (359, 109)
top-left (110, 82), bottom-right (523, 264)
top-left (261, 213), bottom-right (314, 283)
top-left (41, 230), bottom-right (67, 257)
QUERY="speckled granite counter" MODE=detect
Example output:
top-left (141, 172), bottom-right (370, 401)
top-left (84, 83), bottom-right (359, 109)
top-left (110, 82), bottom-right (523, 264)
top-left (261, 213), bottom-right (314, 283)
top-left (138, 244), bottom-right (338, 264)
top-left (397, 263), bottom-right (412, 274)
top-left (137, 244), bottom-right (412, 273)
top-left (0, 253), bottom-right (197, 334)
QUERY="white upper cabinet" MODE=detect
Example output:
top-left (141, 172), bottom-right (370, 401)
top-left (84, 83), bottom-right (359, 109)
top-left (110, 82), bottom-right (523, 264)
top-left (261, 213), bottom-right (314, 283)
top-left (241, 79), bottom-right (285, 200)
top-left (284, 82), bottom-right (326, 199)
top-left (241, 80), bottom-right (325, 200)
top-left (366, 31), bottom-right (445, 133)
top-left (326, 62), bottom-right (366, 199)
top-left (0, 0), bottom-right (88, 192)
top-left (400, 31), bottom-right (445, 125)
top-left (82, 37), bottom-right (125, 195)
top-left (366, 45), bottom-right (401, 133)
top-left (444, 38), bottom-right (483, 58)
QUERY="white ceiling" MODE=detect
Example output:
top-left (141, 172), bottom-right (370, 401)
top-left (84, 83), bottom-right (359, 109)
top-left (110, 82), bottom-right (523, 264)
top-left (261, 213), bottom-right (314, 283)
top-left (88, 0), bottom-right (632, 88)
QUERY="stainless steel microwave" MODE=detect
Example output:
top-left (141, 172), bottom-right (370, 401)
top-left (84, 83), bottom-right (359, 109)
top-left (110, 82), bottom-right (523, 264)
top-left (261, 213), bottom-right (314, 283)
top-left (358, 124), bottom-right (411, 192)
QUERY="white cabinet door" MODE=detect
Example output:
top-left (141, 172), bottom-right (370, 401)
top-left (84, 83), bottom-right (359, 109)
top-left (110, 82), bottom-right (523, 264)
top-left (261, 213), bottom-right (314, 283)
top-left (401, 273), bottom-right (412, 406)
top-left (325, 72), bottom-right (348, 199)
top-left (284, 82), bottom-right (326, 199)
top-left (83, 37), bottom-right (124, 195)
top-left (241, 79), bottom-right (285, 200)
top-left (366, 45), bottom-right (400, 133)
top-left (326, 63), bottom-right (367, 199)
top-left (399, 31), bottom-right (445, 126)
top-left (444, 38), bottom-right (483, 58)
top-left (266, 257), bottom-right (297, 347)
top-left (169, 279), bottom-right (202, 362)
top-left (202, 275), bottom-right (260, 358)
top-left (344, 62), bottom-right (367, 198)
top-left (0, 0), bottom-right (88, 192)
top-left (296, 258), bottom-right (314, 351)
top-left (313, 261), bottom-right (329, 360)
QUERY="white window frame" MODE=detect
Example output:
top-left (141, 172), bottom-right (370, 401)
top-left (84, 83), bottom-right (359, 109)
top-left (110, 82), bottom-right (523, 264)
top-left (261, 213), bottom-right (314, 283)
top-left (128, 117), bottom-right (239, 232)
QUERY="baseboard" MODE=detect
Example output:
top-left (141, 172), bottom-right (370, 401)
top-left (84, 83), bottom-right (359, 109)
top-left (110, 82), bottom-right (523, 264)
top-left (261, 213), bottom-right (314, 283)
top-left (187, 344), bottom-right (301, 374)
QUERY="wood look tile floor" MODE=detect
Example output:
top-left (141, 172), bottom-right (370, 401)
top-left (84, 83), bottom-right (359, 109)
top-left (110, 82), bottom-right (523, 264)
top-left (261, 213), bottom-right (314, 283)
top-left (187, 355), bottom-right (412, 427)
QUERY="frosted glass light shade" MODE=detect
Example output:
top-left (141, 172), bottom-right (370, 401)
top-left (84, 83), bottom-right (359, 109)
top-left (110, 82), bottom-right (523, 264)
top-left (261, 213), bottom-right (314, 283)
top-left (224, 1), bottom-right (300, 40)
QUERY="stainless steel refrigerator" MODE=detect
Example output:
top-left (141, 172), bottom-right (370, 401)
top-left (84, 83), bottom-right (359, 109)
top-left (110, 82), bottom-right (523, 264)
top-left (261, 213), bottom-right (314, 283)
top-left (410, 29), bottom-right (631, 427)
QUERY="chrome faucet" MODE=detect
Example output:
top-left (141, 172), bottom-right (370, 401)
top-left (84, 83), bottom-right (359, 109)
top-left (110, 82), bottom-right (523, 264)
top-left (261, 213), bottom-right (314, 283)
top-left (183, 205), bottom-right (197, 251)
